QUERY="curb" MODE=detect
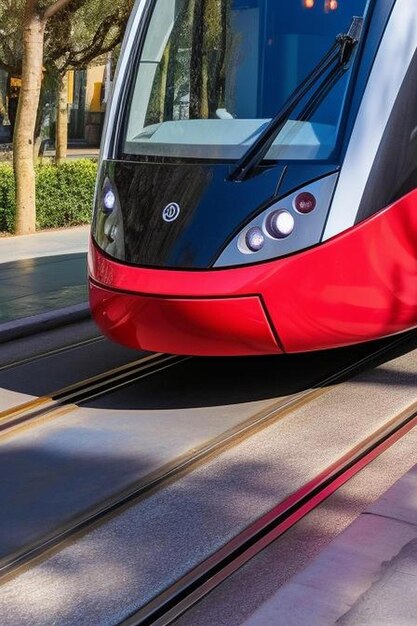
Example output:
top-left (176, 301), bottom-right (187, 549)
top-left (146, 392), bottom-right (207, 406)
top-left (0, 303), bottom-right (91, 344)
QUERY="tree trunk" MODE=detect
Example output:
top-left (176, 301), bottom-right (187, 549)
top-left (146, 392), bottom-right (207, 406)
top-left (159, 43), bottom-right (170, 122)
top-left (13, 13), bottom-right (45, 235)
top-left (56, 74), bottom-right (68, 164)
top-left (189, 0), bottom-right (205, 119)
top-left (33, 81), bottom-right (48, 163)
top-left (0, 88), bottom-right (6, 119)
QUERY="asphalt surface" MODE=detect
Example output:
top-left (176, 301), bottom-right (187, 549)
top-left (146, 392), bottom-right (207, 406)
top-left (0, 335), bottom-right (395, 567)
top-left (0, 255), bottom-right (87, 324)
top-left (0, 333), bottom-right (411, 565)
top-left (0, 226), bottom-right (89, 328)
top-left (0, 322), bottom-right (140, 411)
top-left (0, 319), bottom-right (100, 370)
top-left (0, 226), bottom-right (89, 264)
top-left (181, 426), bottom-right (417, 626)
top-left (0, 335), bottom-right (416, 625)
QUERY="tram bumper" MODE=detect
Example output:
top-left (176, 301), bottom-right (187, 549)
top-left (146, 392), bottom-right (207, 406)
top-left (88, 189), bottom-right (417, 355)
top-left (89, 281), bottom-right (281, 356)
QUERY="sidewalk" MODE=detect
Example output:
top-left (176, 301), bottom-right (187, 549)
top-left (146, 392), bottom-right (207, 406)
top-left (244, 464), bottom-right (417, 626)
top-left (0, 226), bottom-right (90, 340)
top-left (0, 142), bottom-right (99, 161)
top-left (43, 147), bottom-right (100, 160)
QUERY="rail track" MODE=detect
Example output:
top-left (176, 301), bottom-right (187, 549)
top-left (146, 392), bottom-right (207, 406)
top-left (0, 352), bottom-right (188, 436)
top-left (121, 384), bottom-right (417, 626)
top-left (0, 331), bottom-right (414, 587)
top-left (0, 334), bottom-right (104, 374)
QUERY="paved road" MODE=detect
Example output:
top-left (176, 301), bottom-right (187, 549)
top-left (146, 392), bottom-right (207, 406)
top-left (0, 226), bottom-right (89, 324)
top-left (1, 336), bottom-right (417, 625)
top-left (0, 225), bottom-right (89, 263)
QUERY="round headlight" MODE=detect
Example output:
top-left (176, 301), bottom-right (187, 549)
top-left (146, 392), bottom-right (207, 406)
top-left (266, 210), bottom-right (295, 239)
top-left (103, 188), bottom-right (116, 213)
top-left (245, 227), bottom-right (265, 252)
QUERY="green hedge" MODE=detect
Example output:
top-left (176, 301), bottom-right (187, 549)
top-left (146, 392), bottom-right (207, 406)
top-left (0, 159), bottom-right (97, 233)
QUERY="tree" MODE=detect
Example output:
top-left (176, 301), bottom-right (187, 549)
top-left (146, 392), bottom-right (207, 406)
top-left (13, 0), bottom-right (77, 235)
top-left (0, 0), bottom-right (132, 234)
top-left (0, 0), bottom-right (23, 77)
top-left (45, 0), bottom-right (132, 162)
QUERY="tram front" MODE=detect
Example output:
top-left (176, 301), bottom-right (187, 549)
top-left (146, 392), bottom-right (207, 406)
top-left (90, 0), bottom-right (416, 355)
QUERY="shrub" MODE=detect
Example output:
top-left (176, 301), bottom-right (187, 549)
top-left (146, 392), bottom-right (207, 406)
top-left (0, 164), bottom-right (15, 232)
top-left (0, 159), bottom-right (98, 233)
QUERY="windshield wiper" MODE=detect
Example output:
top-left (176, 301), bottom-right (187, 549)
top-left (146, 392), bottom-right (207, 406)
top-left (229, 16), bottom-right (364, 183)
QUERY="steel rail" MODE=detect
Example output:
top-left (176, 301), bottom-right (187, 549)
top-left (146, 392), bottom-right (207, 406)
top-left (121, 386), bottom-right (417, 626)
top-left (0, 332), bottom-right (413, 583)
top-left (0, 352), bottom-right (188, 436)
top-left (0, 334), bottom-right (104, 373)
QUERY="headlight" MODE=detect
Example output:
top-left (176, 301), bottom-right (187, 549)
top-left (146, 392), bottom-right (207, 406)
top-left (245, 227), bottom-right (265, 252)
top-left (94, 177), bottom-right (125, 260)
top-left (266, 210), bottom-right (295, 239)
top-left (103, 188), bottom-right (116, 213)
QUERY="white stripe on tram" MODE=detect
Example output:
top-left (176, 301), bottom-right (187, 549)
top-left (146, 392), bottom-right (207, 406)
top-left (324, 0), bottom-right (417, 240)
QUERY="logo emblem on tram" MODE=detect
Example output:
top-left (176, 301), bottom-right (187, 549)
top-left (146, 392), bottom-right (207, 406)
top-left (162, 203), bottom-right (180, 222)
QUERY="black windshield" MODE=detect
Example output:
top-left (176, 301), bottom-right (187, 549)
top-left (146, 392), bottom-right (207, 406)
top-left (122, 0), bottom-right (371, 161)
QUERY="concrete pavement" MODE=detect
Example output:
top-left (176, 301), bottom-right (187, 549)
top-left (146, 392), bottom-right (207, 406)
top-left (0, 226), bottom-right (90, 340)
top-left (243, 463), bottom-right (417, 626)
top-left (0, 225), bottom-right (89, 263)
top-left (43, 146), bottom-right (100, 160)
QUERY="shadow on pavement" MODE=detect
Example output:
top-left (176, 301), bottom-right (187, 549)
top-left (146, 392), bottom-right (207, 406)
top-left (0, 253), bottom-right (87, 324)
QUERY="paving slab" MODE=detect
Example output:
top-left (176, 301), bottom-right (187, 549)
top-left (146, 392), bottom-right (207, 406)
top-left (0, 226), bottom-right (89, 263)
top-left (243, 462), bottom-right (417, 626)
top-left (0, 254), bottom-right (88, 325)
top-left (1, 346), bottom-right (417, 625)
top-left (367, 463), bottom-right (417, 526)
top-left (0, 227), bottom-right (90, 336)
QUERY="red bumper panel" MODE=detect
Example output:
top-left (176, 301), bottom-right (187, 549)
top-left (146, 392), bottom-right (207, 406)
top-left (89, 189), bottom-right (417, 354)
top-left (89, 284), bottom-right (281, 356)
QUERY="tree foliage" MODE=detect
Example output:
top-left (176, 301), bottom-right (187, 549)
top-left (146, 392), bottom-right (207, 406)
top-left (46, 0), bottom-right (132, 75)
top-left (0, 0), bottom-right (24, 75)
top-left (0, 0), bottom-right (133, 234)
top-left (0, 0), bottom-right (133, 78)
top-left (0, 159), bottom-right (97, 232)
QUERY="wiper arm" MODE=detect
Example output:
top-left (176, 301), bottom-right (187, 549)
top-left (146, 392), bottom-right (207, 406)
top-left (229, 17), bottom-right (364, 183)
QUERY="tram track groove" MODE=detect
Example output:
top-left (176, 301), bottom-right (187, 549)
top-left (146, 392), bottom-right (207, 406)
top-left (120, 375), bottom-right (417, 626)
top-left (0, 332), bottom-right (413, 584)
top-left (0, 353), bottom-right (188, 436)
top-left (0, 334), bottom-right (105, 373)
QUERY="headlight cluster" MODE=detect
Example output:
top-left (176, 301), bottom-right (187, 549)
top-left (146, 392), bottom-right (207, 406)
top-left (214, 173), bottom-right (338, 267)
top-left (240, 192), bottom-right (316, 254)
top-left (94, 178), bottom-right (125, 260)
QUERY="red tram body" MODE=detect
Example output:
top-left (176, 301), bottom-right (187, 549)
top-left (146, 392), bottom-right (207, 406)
top-left (89, 0), bottom-right (417, 355)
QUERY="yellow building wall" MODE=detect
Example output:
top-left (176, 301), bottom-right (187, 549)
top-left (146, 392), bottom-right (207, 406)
top-left (67, 71), bottom-right (74, 105)
top-left (86, 65), bottom-right (105, 113)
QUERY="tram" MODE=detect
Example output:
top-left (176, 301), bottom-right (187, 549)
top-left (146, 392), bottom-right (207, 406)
top-left (89, 0), bottom-right (417, 356)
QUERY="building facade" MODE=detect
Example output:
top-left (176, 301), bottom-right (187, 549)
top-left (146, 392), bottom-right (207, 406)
top-left (0, 63), bottom-right (109, 147)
